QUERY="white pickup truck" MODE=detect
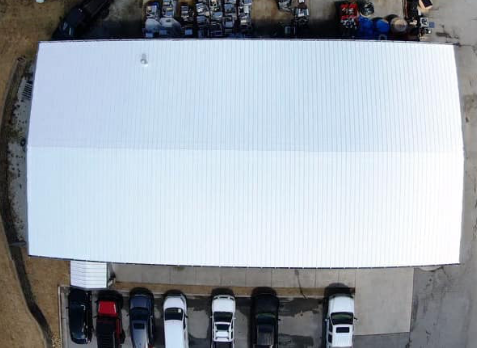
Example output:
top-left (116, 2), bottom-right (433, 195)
top-left (325, 294), bottom-right (355, 348)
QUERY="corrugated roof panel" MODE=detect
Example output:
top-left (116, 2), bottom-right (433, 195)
top-left (28, 40), bottom-right (463, 268)
top-left (70, 261), bottom-right (108, 289)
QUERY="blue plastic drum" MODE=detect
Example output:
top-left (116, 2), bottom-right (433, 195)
top-left (359, 16), bottom-right (373, 30)
top-left (374, 18), bottom-right (390, 33)
top-left (357, 17), bottom-right (374, 39)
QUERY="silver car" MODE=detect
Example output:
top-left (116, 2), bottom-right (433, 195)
top-left (129, 289), bottom-right (155, 348)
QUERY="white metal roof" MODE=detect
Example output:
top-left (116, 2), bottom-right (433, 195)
top-left (70, 261), bottom-right (108, 289)
top-left (28, 40), bottom-right (463, 268)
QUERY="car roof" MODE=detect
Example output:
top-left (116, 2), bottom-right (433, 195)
top-left (164, 295), bottom-right (186, 310)
top-left (130, 293), bottom-right (153, 310)
top-left (329, 295), bottom-right (354, 314)
top-left (212, 296), bottom-right (235, 314)
top-left (69, 288), bottom-right (89, 303)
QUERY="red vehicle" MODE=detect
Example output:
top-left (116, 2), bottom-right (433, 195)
top-left (96, 291), bottom-right (125, 348)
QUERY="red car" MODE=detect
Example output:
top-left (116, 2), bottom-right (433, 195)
top-left (96, 291), bottom-right (125, 348)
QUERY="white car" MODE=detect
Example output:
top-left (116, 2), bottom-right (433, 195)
top-left (164, 293), bottom-right (189, 348)
top-left (325, 294), bottom-right (355, 348)
top-left (211, 294), bottom-right (236, 348)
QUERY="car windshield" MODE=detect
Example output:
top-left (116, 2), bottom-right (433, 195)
top-left (214, 312), bottom-right (233, 323)
top-left (133, 323), bottom-right (146, 330)
top-left (214, 343), bottom-right (233, 348)
top-left (256, 313), bottom-right (276, 324)
top-left (131, 308), bottom-right (149, 321)
top-left (165, 308), bottom-right (183, 321)
top-left (336, 327), bottom-right (350, 333)
top-left (70, 303), bottom-right (86, 312)
top-left (331, 312), bottom-right (353, 325)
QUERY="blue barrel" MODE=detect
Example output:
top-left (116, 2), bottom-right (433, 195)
top-left (359, 16), bottom-right (373, 30)
top-left (374, 18), bottom-right (390, 33)
top-left (357, 17), bottom-right (374, 39)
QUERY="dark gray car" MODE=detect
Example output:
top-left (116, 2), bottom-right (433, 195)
top-left (129, 289), bottom-right (155, 348)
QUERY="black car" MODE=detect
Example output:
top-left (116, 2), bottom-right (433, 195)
top-left (129, 288), bottom-right (155, 348)
top-left (251, 289), bottom-right (279, 348)
top-left (68, 288), bottom-right (93, 344)
top-left (52, 0), bottom-right (111, 40)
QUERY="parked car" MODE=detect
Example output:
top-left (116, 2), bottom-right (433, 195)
top-left (143, 1), bottom-right (161, 38)
top-left (164, 292), bottom-right (189, 348)
top-left (325, 294), bottom-right (355, 348)
top-left (211, 293), bottom-right (236, 348)
top-left (96, 291), bottom-right (125, 348)
top-left (52, 0), bottom-right (112, 40)
top-left (130, 289), bottom-right (155, 348)
top-left (68, 288), bottom-right (93, 344)
top-left (251, 289), bottom-right (279, 348)
top-left (162, 0), bottom-right (177, 18)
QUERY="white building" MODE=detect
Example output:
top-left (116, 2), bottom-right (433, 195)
top-left (28, 40), bottom-right (463, 275)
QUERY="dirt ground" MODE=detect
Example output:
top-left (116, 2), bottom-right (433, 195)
top-left (0, 1), bottom-right (78, 347)
top-left (0, 0), bottom-right (80, 101)
top-left (22, 250), bottom-right (70, 347)
top-left (0, 222), bottom-right (45, 348)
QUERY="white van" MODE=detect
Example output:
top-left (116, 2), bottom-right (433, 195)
top-left (164, 293), bottom-right (189, 348)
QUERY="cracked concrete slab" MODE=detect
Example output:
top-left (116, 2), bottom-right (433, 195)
top-left (409, 42), bottom-right (477, 347)
top-left (355, 268), bottom-right (414, 335)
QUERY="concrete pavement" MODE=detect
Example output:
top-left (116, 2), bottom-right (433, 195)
top-left (113, 264), bottom-right (415, 337)
top-left (112, 264), bottom-right (357, 288)
top-left (355, 268), bottom-right (414, 335)
top-left (60, 287), bottom-right (323, 348)
top-left (407, 1), bottom-right (477, 346)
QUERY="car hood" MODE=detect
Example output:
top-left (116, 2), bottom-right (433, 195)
top-left (329, 295), bottom-right (354, 314)
top-left (130, 295), bottom-right (151, 310)
top-left (212, 297), bottom-right (235, 313)
top-left (164, 296), bottom-right (186, 310)
top-left (254, 295), bottom-right (278, 313)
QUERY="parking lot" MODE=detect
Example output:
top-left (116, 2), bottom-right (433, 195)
top-left (60, 287), bottom-right (324, 348)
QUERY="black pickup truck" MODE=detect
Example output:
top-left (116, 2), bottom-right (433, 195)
top-left (52, 0), bottom-right (112, 40)
top-left (96, 291), bottom-right (125, 348)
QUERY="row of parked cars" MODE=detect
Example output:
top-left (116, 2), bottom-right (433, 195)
top-left (68, 287), bottom-right (355, 348)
